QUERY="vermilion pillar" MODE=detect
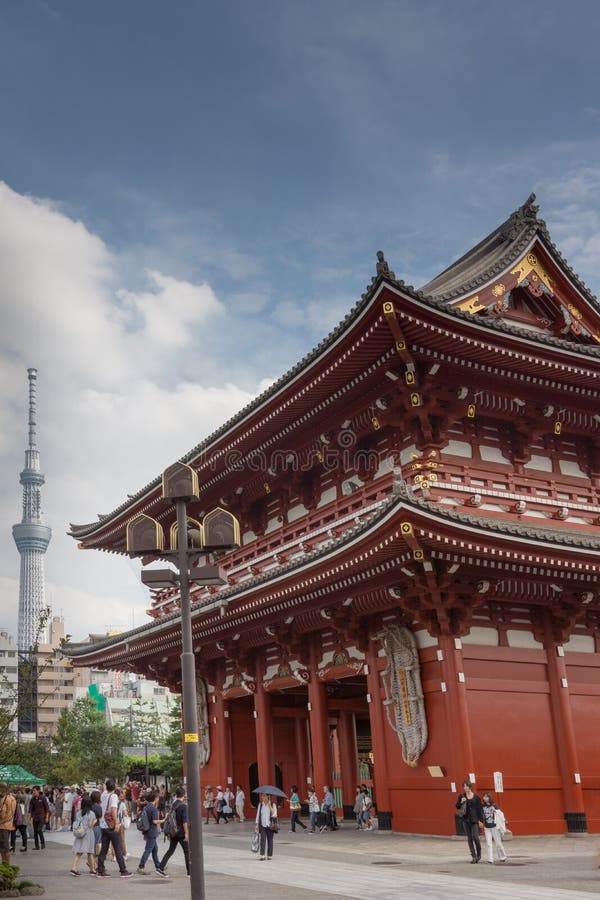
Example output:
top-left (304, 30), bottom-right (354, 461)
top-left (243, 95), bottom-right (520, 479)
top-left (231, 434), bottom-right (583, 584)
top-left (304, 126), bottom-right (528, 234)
top-left (308, 645), bottom-right (331, 791)
top-left (543, 620), bottom-right (586, 832)
top-left (213, 688), bottom-right (232, 787)
top-left (254, 674), bottom-right (274, 785)
top-left (294, 715), bottom-right (309, 791)
top-left (337, 710), bottom-right (358, 805)
top-left (365, 643), bottom-right (391, 811)
top-left (437, 633), bottom-right (476, 788)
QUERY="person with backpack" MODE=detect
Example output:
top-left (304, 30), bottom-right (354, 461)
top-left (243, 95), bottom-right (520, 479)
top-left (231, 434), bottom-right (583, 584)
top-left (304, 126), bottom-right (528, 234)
top-left (158, 786), bottom-right (190, 876)
top-left (28, 785), bottom-right (49, 851)
top-left (10, 787), bottom-right (27, 853)
top-left (0, 782), bottom-right (16, 864)
top-left (136, 790), bottom-right (168, 877)
top-left (96, 779), bottom-right (133, 878)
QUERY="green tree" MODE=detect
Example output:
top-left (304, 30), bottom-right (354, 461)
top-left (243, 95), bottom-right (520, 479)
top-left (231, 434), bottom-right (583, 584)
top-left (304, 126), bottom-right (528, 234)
top-left (159, 695), bottom-right (183, 782)
top-left (52, 696), bottom-right (128, 783)
top-left (2, 738), bottom-right (53, 781)
top-left (129, 697), bottom-right (167, 746)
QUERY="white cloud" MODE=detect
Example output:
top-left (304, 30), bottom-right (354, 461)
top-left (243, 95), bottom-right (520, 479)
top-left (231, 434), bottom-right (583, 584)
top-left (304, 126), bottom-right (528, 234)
top-left (117, 270), bottom-right (224, 350)
top-left (0, 181), bottom-right (265, 642)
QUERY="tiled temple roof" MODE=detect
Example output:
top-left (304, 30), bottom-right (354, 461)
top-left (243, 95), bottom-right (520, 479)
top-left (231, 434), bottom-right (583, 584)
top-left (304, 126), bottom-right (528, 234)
top-left (69, 197), bottom-right (600, 538)
top-left (421, 193), bottom-right (600, 307)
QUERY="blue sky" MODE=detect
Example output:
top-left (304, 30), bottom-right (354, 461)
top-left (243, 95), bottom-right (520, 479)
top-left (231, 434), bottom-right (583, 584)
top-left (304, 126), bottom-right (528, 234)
top-left (1, 0), bottom-right (599, 640)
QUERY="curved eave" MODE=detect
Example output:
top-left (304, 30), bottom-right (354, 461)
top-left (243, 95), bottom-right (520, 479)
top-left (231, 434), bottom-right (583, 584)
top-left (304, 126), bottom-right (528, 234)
top-left (64, 485), bottom-right (600, 665)
top-left (421, 195), bottom-right (599, 314)
top-left (379, 283), bottom-right (600, 399)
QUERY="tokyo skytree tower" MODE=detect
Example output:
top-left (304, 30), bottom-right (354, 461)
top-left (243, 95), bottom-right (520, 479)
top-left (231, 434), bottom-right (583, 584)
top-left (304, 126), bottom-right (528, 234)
top-left (12, 369), bottom-right (52, 653)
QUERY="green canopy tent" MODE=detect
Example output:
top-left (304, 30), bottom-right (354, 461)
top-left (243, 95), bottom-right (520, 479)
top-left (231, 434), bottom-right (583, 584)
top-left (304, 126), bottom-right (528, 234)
top-left (0, 764), bottom-right (44, 785)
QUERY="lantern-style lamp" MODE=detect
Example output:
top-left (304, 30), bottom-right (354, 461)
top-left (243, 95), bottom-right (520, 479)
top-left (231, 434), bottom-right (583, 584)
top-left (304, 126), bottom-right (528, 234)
top-left (162, 461), bottom-right (200, 502)
top-left (170, 517), bottom-right (204, 550)
top-left (126, 514), bottom-right (165, 555)
top-left (202, 507), bottom-right (240, 551)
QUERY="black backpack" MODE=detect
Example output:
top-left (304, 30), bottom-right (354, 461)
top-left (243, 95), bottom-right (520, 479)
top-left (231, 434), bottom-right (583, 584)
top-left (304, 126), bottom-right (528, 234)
top-left (136, 806), bottom-right (150, 833)
top-left (163, 805), bottom-right (179, 839)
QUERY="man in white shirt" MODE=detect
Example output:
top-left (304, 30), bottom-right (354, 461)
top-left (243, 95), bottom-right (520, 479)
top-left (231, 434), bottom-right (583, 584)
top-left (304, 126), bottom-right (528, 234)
top-left (61, 788), bottom-right (73, 830)
top-left (235, 785), bottom-right (245, 822)
top-left (96, 779), bottom-right (132, 878)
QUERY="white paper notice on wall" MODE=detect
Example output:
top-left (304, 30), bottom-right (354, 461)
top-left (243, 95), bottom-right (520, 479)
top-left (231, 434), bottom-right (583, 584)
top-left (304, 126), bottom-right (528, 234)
top-left (493, 771), bottom-right (504, 793)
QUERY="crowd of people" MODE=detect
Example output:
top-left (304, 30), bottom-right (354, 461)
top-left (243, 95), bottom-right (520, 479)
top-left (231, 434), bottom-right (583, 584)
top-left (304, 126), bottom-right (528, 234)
top-left (0, 777), bottom-right (380, 874)
top-left (0, 778), bottom-right (191, 878)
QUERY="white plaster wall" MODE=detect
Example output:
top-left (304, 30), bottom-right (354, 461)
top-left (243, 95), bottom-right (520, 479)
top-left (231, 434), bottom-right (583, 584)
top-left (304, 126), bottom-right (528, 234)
top-left (480, 445), bottom-right (510, 463)
top-left (400, 445), bottom-right (418, 465)
top-left (563, 634), bottom-right (595, 654)
top-left (446, 440), bottom-right (472, 458)
top-left (559, 459), bottom-right (588, 479)
top-left (288, 503), bottom-right (308, 522)
top-left (462, 627), bottom-right (498, 646)
top-left (317, 487), bottom-right (337, 507)
top-left (507, 630), bottom-right (543, 649)
top-left (524, 455), bottom-right (553, 472)
top-left (414, 629), bottom-right (438, 649)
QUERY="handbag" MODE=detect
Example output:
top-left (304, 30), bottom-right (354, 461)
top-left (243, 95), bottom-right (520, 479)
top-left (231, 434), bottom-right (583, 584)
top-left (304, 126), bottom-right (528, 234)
top-left (457, 799), bottom-right (467, 819)
top-left (73, 816), bottom-right (86, 838)
top-left (494, 808), bottom-right (507, 835)
top-left (251, 832), bottom-right (260, 853)
top-left (122, 814), bottom-right (131, 830)
top-left (268, 816), bottom-right (279, 833)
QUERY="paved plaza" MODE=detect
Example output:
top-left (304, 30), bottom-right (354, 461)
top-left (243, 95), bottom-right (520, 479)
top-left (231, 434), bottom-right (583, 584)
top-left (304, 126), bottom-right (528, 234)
top-left (10, 821), bottom-right (600, 899)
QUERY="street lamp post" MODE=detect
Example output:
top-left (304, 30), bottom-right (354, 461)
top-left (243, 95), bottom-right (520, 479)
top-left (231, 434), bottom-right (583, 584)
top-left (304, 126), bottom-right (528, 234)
top-left (175, 494), bottom-right (206, 897)
top-left (126, 462), bottom-right (239, 900)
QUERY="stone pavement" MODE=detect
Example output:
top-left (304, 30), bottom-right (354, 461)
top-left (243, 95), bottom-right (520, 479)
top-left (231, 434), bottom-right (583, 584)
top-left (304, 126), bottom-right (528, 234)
top-left (9, 821), bottom-right (600, 899)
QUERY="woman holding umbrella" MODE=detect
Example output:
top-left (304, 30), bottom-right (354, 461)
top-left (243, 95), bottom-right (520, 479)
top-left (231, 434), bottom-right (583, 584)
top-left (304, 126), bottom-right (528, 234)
top-left (253, 785), bottom-right (284, 861)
